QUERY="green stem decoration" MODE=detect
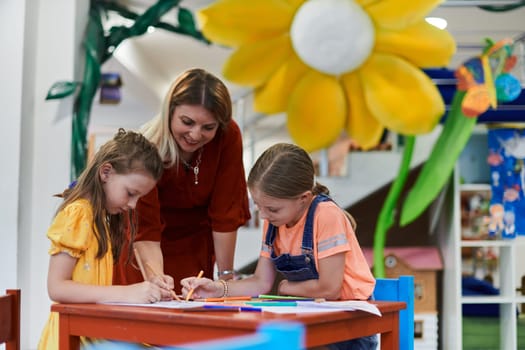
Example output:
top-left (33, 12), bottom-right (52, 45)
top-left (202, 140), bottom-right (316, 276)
top-left (46, 0), bottom-right (209, 179)
top-left (479, 0), bottom-right (525, 12)
top-left (373, 135), bottom-right (415, 278)
top-left (400, 91), bottom-right (476, 226)
top-left (373, 94), bottom-right (476, 277)
top-left (71, 5), bottom-right (103, 180)
top-left (373, 38), bottom-right (520, 275)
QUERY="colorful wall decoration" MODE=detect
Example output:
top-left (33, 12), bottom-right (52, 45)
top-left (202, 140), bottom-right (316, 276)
top-left (487, 127), bottom-right (525, 238)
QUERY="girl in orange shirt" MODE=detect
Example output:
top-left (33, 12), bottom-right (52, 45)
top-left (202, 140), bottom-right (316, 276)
top-left (181, 143), bottom-right (377, 350)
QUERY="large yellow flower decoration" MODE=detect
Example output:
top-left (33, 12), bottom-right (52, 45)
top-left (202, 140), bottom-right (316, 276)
top-left (198, 0), bottom-right (456, 151)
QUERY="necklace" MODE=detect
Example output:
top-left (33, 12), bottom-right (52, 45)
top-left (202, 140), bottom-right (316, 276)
top-left (181, 148), bottom-right (203, 185)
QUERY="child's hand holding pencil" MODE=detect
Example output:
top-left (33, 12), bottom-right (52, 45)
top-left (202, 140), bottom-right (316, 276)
top-left (181, 271), bottom-right (222, 300)
top-left (185, 270), bottom-right (204, 301)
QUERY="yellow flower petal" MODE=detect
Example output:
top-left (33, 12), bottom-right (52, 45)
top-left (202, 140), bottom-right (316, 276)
top-left (376, 20), bottom-right (456, 68)
top-left (365, 0), bottom-right (444, 30)
top-left (360, 53), bottom-right (444, 135)
top-left (287, 71), bottom-right (346, 151)
top-left (283, 0), bottom-right (307, 10)
top-left (223, 35), bottom-right (292, 87)
top-left (198, 0), bottom-right (296, 47)
top-left (254, 54), bottom-right (309, 114)
top-left (341, 73), bottom-right (384, 149)
top-left (355, 0), bottom-right (376, 6)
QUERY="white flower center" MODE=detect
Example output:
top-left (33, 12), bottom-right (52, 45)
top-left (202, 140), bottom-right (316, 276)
top-left (290, 0), bottom-right (375, 75)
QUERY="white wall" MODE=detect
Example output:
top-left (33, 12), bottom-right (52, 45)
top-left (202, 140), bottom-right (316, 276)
top-left (0, 1), bottom-right (87, 349)
top-left (0, 0), bottom-right (25, 298)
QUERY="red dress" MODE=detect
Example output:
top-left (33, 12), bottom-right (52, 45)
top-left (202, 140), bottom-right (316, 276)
top-left (113, 121), bottom-right (251, 291)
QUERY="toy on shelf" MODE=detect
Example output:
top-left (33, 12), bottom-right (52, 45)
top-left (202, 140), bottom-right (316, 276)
top-left (461, 246), bottom-right (499, 285)
top-left (460, 187), bottom-right (492, 240)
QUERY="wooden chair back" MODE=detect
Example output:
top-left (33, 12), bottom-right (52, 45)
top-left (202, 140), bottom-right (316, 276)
top-left (374, 275), bottom-right (415, 350)
top-left (0, 289), bottom-right (21, 350)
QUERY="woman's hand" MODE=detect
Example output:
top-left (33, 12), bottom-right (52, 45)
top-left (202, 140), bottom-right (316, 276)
top-left (180, 277), bottom-right (222, 300)
top-left (150, 273), bottom-right (175, 300)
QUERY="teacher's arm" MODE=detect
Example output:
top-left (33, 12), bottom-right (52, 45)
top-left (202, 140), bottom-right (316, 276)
top-left (212, 230), bottom-right (237, 280)
top-left (133, 240), bottom-right (174, 290)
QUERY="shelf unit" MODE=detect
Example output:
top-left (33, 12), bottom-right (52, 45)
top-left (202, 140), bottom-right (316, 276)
top-left (439, 169), bottom-right (525, 350)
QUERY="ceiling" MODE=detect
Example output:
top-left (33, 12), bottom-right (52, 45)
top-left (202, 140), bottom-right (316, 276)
top-left (91, 0), bottom-right (525, 133)
top-left (115, 0), bottom-right (525, 88)
top-left (430, 2), bottom-right (525, 69)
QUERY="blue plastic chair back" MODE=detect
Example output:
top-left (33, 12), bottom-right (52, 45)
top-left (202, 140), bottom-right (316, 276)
top-left (373, 275), bottom-right (415, 350)
top-left (84, 322), bottom-right (304, 350)
top-left (168, 322), bottom-right (304, 350)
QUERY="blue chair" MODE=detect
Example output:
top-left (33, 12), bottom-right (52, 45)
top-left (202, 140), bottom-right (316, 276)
top-left (85, 322), bottom-right (304, 350)
top-left (169, 322), bottom-right (304, 350)
top-left (373, 275), bottom-right (415, 350)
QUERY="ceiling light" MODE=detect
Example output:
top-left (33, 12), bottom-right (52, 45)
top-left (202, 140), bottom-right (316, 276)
top-left (425, 17), bottom-right (448, 30)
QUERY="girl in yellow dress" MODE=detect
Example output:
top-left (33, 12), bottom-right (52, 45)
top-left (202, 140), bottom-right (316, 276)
top-left (38, 129), bottom-right (173, 349)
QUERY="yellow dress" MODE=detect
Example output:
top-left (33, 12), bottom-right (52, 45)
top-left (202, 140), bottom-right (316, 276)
top-left (38, 199), bottom-right (113, 350)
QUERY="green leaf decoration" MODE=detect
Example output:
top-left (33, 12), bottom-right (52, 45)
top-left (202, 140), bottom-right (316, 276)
top-left (373, 136), bottom-right (415, 278)
top-left (48, 0), bottom-right (211, 179)
top-left (400, 90), bottom-right (476, 226)
top-left (178, 7), bottom-right (197, 35)
top-left (45, 81), bottom-right (81, 100)
top-left (70, 5), bottom-right (104, 179)
top-left (479, 0), bottom-right (525, 12)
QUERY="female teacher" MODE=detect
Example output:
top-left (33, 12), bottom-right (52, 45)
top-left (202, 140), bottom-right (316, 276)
top-left (114, 68), bottom-right (251, 291)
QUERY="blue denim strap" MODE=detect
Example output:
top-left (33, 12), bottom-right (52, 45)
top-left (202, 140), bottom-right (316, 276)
top-left (264, 194), bottom-right (334, 253)
top-left (302, 194), bottom-right (332, 252)
top-left (264, 223), bottom-right (277, 246)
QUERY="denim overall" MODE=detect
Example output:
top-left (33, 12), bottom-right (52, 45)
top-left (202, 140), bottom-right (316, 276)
top-left (265, 194), bottom-right (329, 281)
top-left (264, 194), bottom-right (378, 350)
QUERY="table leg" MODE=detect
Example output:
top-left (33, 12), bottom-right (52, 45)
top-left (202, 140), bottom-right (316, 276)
top-left (380, 312), bottom-right (400, 350)
top-left (58, 314), bottom-right (80, 350)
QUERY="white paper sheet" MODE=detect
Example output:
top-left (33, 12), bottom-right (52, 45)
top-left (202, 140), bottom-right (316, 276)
top-left (259, 306), bottom-right (343, 314)
top-left (295, 301), bottom-right (381, 316)
top-left (101, 300), bottom-right (207, 309)
top-left (100, 300), bottom-right (381, 316)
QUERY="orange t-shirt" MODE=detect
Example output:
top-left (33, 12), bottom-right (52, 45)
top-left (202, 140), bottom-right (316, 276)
top-left (260, 199), bottom-right (375, 300)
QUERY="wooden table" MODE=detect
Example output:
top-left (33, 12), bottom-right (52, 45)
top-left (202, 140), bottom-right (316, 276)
top-left (52, 301), bottom-right (405, 349)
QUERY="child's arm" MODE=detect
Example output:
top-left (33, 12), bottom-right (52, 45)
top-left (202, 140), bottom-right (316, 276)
top-left (47, 252), bottom-right (172, 304)
top-left (278, 252), bottom-right (345, 300)
top-left (180, 257), bottom-right (276, 299)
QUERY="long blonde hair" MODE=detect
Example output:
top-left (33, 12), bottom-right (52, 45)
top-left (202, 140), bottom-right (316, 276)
top-left (141, 68), bottom-right (232, 168)
top-left (57, 129), bottom-right (163, 261)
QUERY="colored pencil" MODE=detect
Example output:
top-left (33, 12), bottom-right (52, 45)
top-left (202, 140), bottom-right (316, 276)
top-left (185, 270), bottom-right (204, 301)
top-left (133, 248), bottom-right (147, 281)
top-left (203, 305), bottom-right (262, 312)
top-left (258, 294), bottom-right (315, 301)
top-left (245, 301), bottom-right (297, 307)
top-left (196, 296), bottom-right (252, 302)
